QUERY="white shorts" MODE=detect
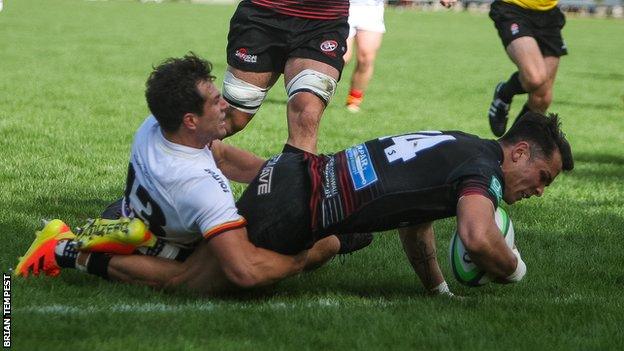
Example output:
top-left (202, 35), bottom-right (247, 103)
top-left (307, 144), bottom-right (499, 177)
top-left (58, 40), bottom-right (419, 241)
top-left (348, 3), bottom-right (386, 38)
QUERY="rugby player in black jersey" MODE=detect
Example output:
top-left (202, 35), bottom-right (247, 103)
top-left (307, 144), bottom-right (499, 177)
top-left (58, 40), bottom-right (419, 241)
top-left (236, 111), bottom-right (573, 295)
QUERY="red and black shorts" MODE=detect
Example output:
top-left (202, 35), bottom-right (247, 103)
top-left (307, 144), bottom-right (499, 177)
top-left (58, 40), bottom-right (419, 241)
top-left (489, 1), bottom-right (568, 57)
top-left (226, 0), bottom-right (349, 74)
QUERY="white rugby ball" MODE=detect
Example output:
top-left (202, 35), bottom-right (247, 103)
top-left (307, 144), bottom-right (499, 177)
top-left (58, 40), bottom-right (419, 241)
top-left (449, 207), bottom-right (515, 287)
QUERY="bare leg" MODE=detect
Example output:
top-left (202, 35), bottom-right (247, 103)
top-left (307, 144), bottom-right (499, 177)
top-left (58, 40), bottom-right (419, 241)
top-left (223, 66), bottom-right (280, 136)
top-left (506, 37), bottom-right (560, 113)
top-left (303, 235), bottom-right (340, 271)
top-left (350, 30), bottom-right (383, 92)
top-left (526, 56), bottom-right (560, 113)
top-left (76, 240), bottom-right (230, 294)
top-left (283, 58), bottom-right (340, 154)
top-left (343, 36), bottom-right (356, 64)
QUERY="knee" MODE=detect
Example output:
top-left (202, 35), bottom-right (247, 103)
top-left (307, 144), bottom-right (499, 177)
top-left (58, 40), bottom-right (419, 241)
top-left (530, 90), bottom-right (553, 111)
top-left (521, 71), bottom-right (547, 92)
top-left (288, 97), bottom-right (323, 128)
top-left (356, 53), bottom-right (376, 70)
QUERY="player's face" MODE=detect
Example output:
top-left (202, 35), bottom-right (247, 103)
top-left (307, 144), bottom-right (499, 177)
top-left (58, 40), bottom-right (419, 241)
top-left (503, 147), bottom-right (563, 204)
top-left (195, 81), bottom-right (229, 140)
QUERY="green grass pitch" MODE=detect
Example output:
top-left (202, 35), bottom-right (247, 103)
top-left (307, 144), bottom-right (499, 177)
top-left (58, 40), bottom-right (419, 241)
top-left (1, 0), bottom-right (623, 350)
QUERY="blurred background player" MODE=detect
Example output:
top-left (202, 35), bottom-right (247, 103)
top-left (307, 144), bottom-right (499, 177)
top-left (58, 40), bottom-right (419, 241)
top-left (223, 0), bottom-right (350, 154)
top-left (486, 0), bottom-right (568, 137)
top-left (343, 0), bottom-right (386, 113)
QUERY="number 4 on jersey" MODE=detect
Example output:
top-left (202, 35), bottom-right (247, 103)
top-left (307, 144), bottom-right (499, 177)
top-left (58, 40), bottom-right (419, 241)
top-left (381, 132), bottom-right (456, 163)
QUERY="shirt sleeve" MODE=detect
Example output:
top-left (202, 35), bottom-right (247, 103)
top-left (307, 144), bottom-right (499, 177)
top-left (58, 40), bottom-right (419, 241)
top-left (176, 174), bottom-right (246, 241)
top-left (457, 177), bottom-right (499, 208)
top-left (449, 156), bottom-right (505, 208)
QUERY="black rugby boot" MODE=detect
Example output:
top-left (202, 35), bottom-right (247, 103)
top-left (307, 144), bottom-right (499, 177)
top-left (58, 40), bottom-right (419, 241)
top-left (488, 82), bottom-right (511, 137)
top-left (336, 232), bottom-right (374, 255)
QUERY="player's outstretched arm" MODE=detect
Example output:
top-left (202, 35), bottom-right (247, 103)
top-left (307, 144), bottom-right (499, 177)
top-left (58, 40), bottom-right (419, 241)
top-left (169, 227), bottom-right (307, 291)
top-left (211, 139), bottom-right (265, 184)
top-left (399, 223), bottom-right (450, 295)
top-left (456, 195), bottom-right (525, 282)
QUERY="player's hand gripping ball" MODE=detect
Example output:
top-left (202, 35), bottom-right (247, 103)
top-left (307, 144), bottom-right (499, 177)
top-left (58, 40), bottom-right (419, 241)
top-left (449, 207), bottom-right (514, 286)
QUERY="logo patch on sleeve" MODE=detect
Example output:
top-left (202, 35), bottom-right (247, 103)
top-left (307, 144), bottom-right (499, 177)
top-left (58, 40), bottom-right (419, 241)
top-left (345, 144), bottom-right (378, 190)
top-left (488, 176), bottom-right (503, 203)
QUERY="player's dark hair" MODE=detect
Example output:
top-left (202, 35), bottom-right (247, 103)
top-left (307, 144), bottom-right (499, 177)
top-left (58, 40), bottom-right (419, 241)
top-left (145, 52), bottom-right (216, 132)
top-left (499, 112), bottom-right (574, 171)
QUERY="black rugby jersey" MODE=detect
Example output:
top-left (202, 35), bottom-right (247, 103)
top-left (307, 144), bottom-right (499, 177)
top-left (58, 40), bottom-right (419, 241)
top-left (306, 131), bottom-right (505, 235)
top-left (250, 0), bottom-right (349, 20)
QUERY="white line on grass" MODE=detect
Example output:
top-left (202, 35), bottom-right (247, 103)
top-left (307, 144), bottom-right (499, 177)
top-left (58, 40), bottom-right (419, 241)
top-left (14, 297), bottom-right (379, 315)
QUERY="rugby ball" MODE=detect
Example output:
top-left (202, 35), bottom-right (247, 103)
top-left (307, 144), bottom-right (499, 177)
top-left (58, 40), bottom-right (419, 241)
top-left (449, 207), bottom-right (515, 287)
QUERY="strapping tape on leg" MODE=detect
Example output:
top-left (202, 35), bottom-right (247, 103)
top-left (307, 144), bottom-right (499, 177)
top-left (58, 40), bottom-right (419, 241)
top-left (286, 69), bottom-right (337, 106)
top-left (222, 71), bottom-right (268, 114)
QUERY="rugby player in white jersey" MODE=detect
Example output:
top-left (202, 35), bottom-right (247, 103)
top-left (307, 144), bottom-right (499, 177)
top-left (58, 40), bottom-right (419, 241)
top-left (14, 54), bottom-right (311, 291)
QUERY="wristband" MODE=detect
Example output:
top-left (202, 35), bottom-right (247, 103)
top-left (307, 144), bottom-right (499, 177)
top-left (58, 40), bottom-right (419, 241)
top-left (506, 248), bottom-right (526, 282)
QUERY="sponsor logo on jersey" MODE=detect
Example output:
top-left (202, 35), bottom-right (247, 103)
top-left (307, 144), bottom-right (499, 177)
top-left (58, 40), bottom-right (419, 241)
top-left (345, 144), bottom-right (378, 190)
top-left (488, 175), bottom-right (503, 204)
top-left (235, 48), bottom-right (257, 63)
top-left (510, 23), bottom-right (519, 36)
top-left (322, 156), bottom-right (339, 198)
top-left (257, 154), bottom-right (282, 195)
top-left (204, 169), bottom-right (230, 193)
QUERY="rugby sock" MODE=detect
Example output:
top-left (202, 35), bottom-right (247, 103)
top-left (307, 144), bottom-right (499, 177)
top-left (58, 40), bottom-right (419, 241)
top-left (86, 253), bottom-right (112, 280)
top-left (54, 240), bottom-right (79, 269)
top-left (516, 103), bottom-right (531, 120)
top-left (499, 72), bottom-right (526, 103)
top-left (282, 143), bottom-right (305, 154)
top-left (346, 89), bottom-right (364, 106)
top-left (510, 103), bottom-right (532, 130)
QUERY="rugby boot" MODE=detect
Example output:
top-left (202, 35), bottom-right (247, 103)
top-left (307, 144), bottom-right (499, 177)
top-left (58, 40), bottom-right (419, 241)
top-left (74, 217), bottom-right (156, 254)
top-left (488, 82), bottom-right (511, 137)
top-left (336, 232), bottom-right (374, 255)
top-left (100, 197), bottom-right (124, 219)
top-left (14, 219), bottom-right (76, 277)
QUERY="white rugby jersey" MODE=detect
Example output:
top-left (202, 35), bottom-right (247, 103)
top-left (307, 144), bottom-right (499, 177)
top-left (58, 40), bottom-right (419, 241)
top-left (122, 116), bottom-right (246, 247)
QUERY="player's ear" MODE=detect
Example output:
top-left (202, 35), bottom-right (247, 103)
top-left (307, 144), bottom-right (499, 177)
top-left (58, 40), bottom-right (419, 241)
top-left (511, 141), bottom-right (530, 162)
top-left (182, 112), bottom-right (198, 130)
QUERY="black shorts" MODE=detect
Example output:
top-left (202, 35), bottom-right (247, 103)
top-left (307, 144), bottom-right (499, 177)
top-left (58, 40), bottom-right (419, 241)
top-left (226, 0), bottom-right (349, 74)
top-left (236, 152), bottom-right (316, 255)
top-left (489, 1), bottom-right (567, 57)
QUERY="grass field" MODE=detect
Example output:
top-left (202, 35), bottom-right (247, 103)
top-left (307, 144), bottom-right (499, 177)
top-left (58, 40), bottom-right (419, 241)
top-left (2, 0), bottom-right (624, 350)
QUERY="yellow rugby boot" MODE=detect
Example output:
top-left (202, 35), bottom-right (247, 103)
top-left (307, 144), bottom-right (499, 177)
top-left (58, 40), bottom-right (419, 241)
top-left (14, 219), bottom-right (76, 277)
top-left (74, 217), bottom-right (156, 255)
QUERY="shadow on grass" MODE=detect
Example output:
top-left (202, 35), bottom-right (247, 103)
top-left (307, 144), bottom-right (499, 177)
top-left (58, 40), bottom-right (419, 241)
top-left (573, 152), bottom-right (624, 166)
top-left (569, 71), bottom-right (624, 81)
top-left (556, 99), bottom-right (621, 111)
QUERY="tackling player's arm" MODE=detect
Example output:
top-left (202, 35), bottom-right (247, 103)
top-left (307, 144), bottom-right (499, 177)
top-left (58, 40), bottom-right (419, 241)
top-left (168, 226), bottom-right (307, 291)
top-left (399, 223), bottom-right (451, 295)
top-left (456, 195), bottom-right (525, 282)
top-left (211, 139), bottom-right (265, 183)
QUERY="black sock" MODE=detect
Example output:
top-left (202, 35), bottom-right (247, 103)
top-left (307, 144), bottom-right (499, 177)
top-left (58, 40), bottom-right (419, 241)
top-left (54, 240), bottom-right (79, 269)
top-left (282, 143), bottom-right (305, 154)
top-left (517, 103), bottom-right (531, 120)
top-left (499, 72), bottom-right (527, 103)
top-left (86, 253), bottom-right (112, 280)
